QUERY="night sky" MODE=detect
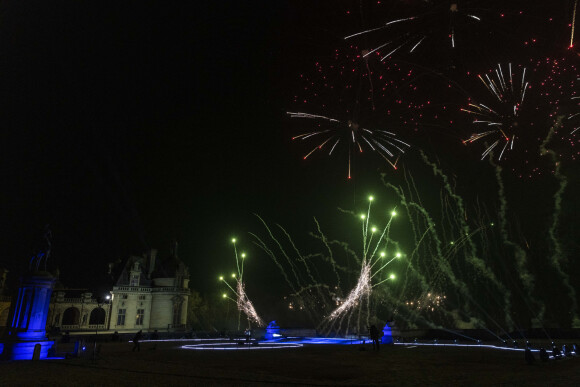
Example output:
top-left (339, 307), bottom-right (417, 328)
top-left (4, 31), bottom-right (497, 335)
top-left (1, 1), bottom-right (579, 327)
top-left (0, 1), bottom-right (341, 293)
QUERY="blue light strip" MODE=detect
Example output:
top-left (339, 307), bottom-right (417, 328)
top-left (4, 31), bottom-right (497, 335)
top-left (135, 337), bottom-right (578, 356)
top-left (181, 342), bottom-right (303, 350)
top-left (263, 337), bottom-right (365, 345)
top-left (393, 342), bottom-right (576, 359)
top-left (138, 338), bottom-right (225, 343)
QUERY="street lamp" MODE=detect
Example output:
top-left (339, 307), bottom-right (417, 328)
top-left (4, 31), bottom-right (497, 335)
top-left (92, 296), bottom-right (108, 362)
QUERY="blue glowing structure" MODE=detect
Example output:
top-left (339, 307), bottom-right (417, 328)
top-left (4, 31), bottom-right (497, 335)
top-left (0, 272), bottom-right (56, 360)
top-left (382, 323), bottom-right (393, 344)
top-left (265, 321), bottom-right (281, 340)
top-left (177, 337), bottom-right (577, 357)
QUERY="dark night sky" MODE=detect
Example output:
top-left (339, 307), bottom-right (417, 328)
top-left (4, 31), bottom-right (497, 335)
top-left (0, 1), bottom-right (351, 294)
top-left (0, 0), bottom-right (578, 316)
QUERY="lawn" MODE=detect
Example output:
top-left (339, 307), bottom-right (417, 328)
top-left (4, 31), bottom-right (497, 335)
top-left (1, 340), bottom-right (579, 386)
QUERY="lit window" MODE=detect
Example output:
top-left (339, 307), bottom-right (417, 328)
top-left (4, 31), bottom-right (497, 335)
top-left (136, 309), bottom-right (145, 326)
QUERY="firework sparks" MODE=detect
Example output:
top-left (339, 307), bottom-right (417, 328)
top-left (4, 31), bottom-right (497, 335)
top-left (569, 95), bottom-right (580, 135)
top-left (463, 57), bottom-right (580, 171)
top-left (219, 239), bottom-right (264, 328)
top-left (327, 263), bottom-right (372, 320)
top-left (235, 280), bottom-right (264, 327)
top-left (288, 44), bottom-right (436, 179)
top-left (288, 112), bottom-right (410, 178)
top-left (406, 292), bottom-right (446, 312)
top-left (462, 63), bottom-right (528, 161)
top-left (324, 196), bottom-right (400, 325)
top-left (344, 2), bottom-right (482, 61)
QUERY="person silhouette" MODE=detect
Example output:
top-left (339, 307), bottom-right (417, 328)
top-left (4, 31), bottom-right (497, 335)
top-left (132, 330), bottom-right (143, 352)
top-left (369, 325), bottom-right (380, 351)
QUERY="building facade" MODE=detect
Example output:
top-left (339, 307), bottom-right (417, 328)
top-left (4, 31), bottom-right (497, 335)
top-left (1, 246), bottom-right (190, 334)
top-left (108, 246), bottom-right (190, 333)
top-left (0, 268), bottom-right (10, 327)
top-left (47, 291), bottom-right (111, 333)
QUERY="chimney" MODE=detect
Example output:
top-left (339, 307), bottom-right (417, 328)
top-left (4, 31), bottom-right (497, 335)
top-left (148, 249), bottom-right (157, 278)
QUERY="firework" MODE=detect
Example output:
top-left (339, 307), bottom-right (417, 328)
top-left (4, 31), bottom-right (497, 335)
top-left (461, 63), bottom-right (529, 161)
top-left (462, 57), bottom-right (580, 171)
top-left (571, 0), bottom-right (578, 48)
top-left (289, 112), bottom-right (410, 178)
top-left (321, 196), bottom-right (400, 332)
top-left (219, 238), bottom-right (264, 328)
top-left (405, 292), bottom-right (446, 312)
top-left (250, 198), bottom-right (402, 334)
top-left (380, 156), bottom-right (523, 333)
top-left (288, 45), bottom-right (429, 178)
top-left (344, 1), bottom-right (483, 61)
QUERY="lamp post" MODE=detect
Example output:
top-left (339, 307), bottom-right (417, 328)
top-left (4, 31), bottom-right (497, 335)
top-left (105, 294), bottom-right (112, 332)
top-left (92, 296), bottom-right (108, 361)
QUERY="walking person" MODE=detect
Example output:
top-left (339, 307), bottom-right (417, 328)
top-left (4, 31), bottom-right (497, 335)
top-left (369, 325), bottom-right (380, 351)
top-left (132, 330), bottom-right (143, 352)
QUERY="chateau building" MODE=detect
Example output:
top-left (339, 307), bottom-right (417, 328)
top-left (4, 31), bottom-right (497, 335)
top-left (48, 290), bottom-right (111, 333)
top-left (1, 246), bottom-right (190, 334)
top-left (108, 246), bottom-right (190, 333)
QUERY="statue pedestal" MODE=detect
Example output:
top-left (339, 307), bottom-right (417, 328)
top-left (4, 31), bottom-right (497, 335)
top-left (265, 321), bottom-right (281, 340)
top-left (382, 321), bottom-right (400, 345)
top-left (0, 272), bottom-right (56, 360)
top-left (1, 340), bottom-right (54, 360)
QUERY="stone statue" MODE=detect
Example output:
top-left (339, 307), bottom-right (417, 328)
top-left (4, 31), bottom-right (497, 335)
top-left (29, 225), bottom-right (52, 272)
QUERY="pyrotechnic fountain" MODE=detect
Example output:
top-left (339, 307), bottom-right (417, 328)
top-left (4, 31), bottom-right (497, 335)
top-left (319, 196), bottom-right (400, 335)
top-left (219, 238), bottom-right (264, 330)
top-left (251, 196), bottom-right (401, 337)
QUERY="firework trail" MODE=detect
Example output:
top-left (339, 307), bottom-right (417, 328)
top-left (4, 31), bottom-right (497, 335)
top-left (219, 239), bottom-right (264, 328)
top-left (571, 0), bottom-right (578, 48)
top-left (488, 158), bottom-right (544, 326)
top-left (252, 198), bottom-right (401, 334)
top-left (420, 151), bottom-right (514, 329)
top-left (379, 155), bottom-right (528, 334)
top-left (384, 178), bottom-right (475, 320)
top-left (251, 215), bottom-right (340, 325)
top-left (250, 215), bottom-right (303, 293)
top-left (381, 176), bottom-right (431, 302)
top-left (570, 96), bottom-right (580, 135)
top-left (311, 217), bottom-right (343, 288)
top-left (539, 116), bottom-right (580, 327)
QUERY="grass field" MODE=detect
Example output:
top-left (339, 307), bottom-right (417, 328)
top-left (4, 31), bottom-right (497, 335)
top-left (1, 340), bottom-right (579, 386)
